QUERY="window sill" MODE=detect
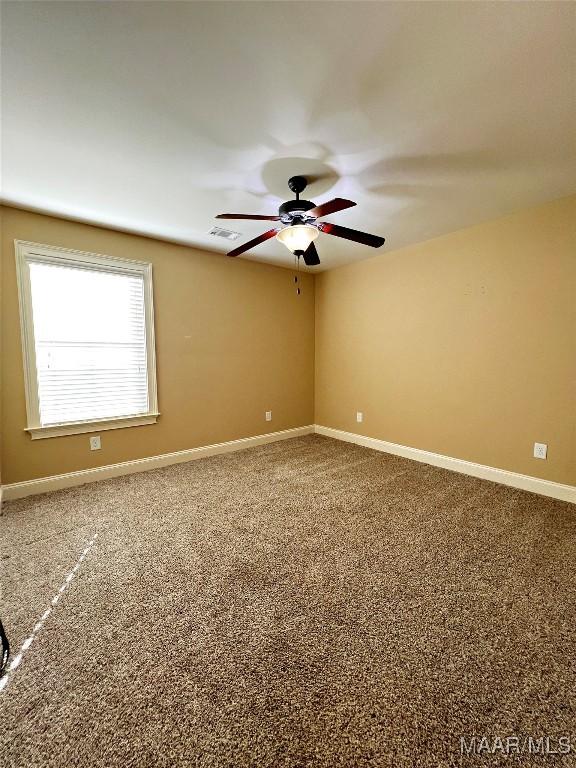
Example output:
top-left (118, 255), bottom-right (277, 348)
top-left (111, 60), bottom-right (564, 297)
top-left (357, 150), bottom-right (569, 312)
top-left (26, 413), bottom-right (160, 440)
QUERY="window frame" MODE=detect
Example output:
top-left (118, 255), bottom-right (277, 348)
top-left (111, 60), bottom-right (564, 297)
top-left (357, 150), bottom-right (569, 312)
top-left (15, 240), bottom-right (159, 440)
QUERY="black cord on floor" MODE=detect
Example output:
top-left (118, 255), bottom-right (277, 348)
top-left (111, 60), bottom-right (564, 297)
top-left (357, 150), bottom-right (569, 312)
top-left (0, 619), bottom-right (9, 673)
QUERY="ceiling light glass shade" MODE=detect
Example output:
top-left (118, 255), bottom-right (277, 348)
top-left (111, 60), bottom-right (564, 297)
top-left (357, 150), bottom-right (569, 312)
top-left (276, 224), bottom-right (319, 253)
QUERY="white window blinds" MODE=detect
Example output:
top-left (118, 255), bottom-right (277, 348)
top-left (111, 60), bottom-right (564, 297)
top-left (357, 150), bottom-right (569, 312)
top-left (29, 262), bottom-right (149, 426)
top-left (16, 241), bottom-right (158, 438)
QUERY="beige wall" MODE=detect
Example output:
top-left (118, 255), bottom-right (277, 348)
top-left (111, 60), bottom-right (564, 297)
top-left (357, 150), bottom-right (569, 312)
top-left (315, 195), bottom-right (576, 486)
top-left (1, 207), bottom-right (315, 484)
top-left (2, 196), bottom-right (575, 489)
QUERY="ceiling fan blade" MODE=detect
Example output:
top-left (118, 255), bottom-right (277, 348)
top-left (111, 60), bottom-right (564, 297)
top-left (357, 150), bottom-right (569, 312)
top-left (308, 198), bottom-right (357, 218)
top-left (318, 222), bottom-right (385, 248)
top-left (302, 242), bottom-right (320, 267)
top-left (226, 228), bottom-right (280, 258)
top-left (216, 213), bottom-right (280, 221)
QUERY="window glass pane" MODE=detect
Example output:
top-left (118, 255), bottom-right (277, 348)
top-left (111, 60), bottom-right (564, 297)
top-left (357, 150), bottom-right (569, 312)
top-left (28, 261), bottom-right (149, 426)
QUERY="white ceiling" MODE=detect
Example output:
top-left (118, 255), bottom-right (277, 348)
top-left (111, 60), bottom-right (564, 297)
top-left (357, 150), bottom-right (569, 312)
top-left (2, 1), bottom-right (575, 270)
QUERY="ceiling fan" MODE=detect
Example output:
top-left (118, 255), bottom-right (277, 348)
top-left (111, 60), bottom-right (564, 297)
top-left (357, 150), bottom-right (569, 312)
top-left (215, 176), bottom-right (385, 266)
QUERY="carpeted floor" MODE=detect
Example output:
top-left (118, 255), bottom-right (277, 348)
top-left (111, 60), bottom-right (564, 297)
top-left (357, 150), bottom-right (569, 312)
top-left (0, 434), bottom-right (574, 767)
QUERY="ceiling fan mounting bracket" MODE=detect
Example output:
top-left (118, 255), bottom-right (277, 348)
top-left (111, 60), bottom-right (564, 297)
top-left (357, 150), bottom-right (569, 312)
top-left (287, 175), bottom-right (308, 197)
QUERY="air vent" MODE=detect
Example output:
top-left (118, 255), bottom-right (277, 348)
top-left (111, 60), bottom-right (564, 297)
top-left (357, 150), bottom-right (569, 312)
top-left (209, 226), bottom-right (241, 241)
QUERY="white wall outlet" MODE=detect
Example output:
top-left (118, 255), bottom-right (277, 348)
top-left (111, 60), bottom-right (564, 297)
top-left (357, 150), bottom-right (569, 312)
top-left (533, 442), bottom-right (547, 460)
top-left (265, 411), bottom-right (272, 422)
top-left (90, 435), bottom-right (101, 451)
top-left (356, 411), bottom-right (363, 423)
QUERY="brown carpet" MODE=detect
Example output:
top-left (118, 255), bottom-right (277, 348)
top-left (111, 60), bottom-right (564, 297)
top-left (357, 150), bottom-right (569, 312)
top-left (0, 434), bottom-right (574, 767)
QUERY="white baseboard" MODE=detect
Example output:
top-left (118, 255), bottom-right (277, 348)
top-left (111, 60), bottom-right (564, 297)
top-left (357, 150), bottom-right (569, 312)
top-left (314, 425), bottom-right (576, 504)
top-left (1, 425), bottom-right (314, 501)
top-left (3, 424), bottom-right (573, 504)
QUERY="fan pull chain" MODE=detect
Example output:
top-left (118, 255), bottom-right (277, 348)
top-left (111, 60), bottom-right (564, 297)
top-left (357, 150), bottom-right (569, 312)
top-left (294, 253), bottom-right (301, 296)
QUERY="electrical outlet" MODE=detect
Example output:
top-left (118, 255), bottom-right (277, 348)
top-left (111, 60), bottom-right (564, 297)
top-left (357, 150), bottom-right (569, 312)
top-left (90, 436), bottom-right (101, 451)
top-left (356, 412), bottom-right (363, 423)
top-left (533, 442), bottom-right (547, 460)
top-left (265, 411), bottom-right (272, 422)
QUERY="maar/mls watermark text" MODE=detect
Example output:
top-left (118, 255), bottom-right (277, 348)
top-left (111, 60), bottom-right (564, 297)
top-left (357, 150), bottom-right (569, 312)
top-left (460, 734), bottom-right (573, 756)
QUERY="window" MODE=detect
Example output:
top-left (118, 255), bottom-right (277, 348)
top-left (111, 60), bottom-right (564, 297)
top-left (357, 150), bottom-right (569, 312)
top-left (15, 241), bottom-right (159, 439)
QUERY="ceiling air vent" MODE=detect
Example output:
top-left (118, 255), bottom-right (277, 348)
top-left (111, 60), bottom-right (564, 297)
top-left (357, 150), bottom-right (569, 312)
top-left (209, 226), bottom-right (241, 241)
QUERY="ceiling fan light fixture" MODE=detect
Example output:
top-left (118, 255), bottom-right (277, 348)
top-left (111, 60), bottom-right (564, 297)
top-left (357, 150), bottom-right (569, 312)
top-left (276, 224), bottom-right (319, 254)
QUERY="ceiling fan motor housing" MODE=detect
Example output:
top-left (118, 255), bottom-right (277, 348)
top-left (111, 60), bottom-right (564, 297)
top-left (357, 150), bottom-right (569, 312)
top-left (279, 176), bottom-right (317, 224)
top-left (278, 200), bottom-right (316, 224)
